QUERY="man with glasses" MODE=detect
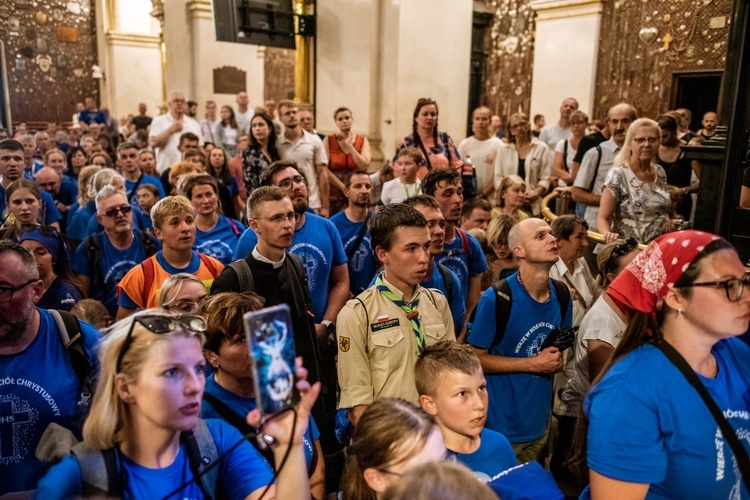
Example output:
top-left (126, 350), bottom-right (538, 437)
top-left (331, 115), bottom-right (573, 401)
top-left (73, 186), bottom-right (160, 316)
top-left (0, 240), bottom-right (102, 496)
top-left (149, 91), bottom-right (203, 174)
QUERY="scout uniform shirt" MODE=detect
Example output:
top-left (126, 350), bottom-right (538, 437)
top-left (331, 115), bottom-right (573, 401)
top-left (336, 275), bottom-right (455, 408)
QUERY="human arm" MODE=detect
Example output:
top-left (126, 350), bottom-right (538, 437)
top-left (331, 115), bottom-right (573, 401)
top-left (327, 168), bottom-right (346, 192)
top-left (588, 339), bottom-right (615, 382)
top-left (589, 470), bottom-right (649, 500)
top-left (116, 305), bottom-right (136, 320)
top-left (149, 118), bottom-right (182, 149)
top-left (597, 187), bottom-right (620, 242)
top-left (316, 263), bottom-right (350, 342)
top-left (338, 134), bottom-right (371, 170)
top-left (336, 301), bottom-right (374, 419)
top-left (77, 274), bottom-right (90, 298)
top-left (526, 144), bottom-right (551, 203)
top-left (571, 186), bottom-right (601, 206)
top-left (309, 440), bottom-right (326, 500)
top-left (347, 405), bottom-right (368, 427)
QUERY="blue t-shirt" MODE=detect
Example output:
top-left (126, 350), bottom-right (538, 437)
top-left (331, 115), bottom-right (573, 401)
top-left (468, 274), bottom-right (572, 442)
top-left (83, 204), bottom-right (153, 238)
top-left (67, 201), bottom-right (97, 241)
top-left (583, 339), bottom-right (750, 499)
top-left (448, 429), bottom-right (517, 483)
top-left (235, 213), bottom-right (348, 322)
top-left (125, 174), bottom-right (166, 204)
top-left (437, 229), bottom-right (488, 301)
top-left (0, 309), bottom-right (101, 496)
top-left (194, 216), bottom-right (244, 265)
top-left (201, 374), bottom-right (319, 469)
top-left (329, 210), bottom-right (377, 295)
top-left (56, 178), bottom-right (79, 207)
top-left (0, 185), bottom-right (62, 226)
top-left (36, 277), bottom-right (81, 312)
top-left (78, 110), bottom-right (106, 125)
top-left (72, 230), bottom-right (161, 315)
top-left (35, 418), bottom-right (275, 500)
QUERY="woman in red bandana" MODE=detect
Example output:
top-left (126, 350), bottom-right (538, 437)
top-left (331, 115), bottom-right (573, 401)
top-left (578, 230), bottom-right (750, 499)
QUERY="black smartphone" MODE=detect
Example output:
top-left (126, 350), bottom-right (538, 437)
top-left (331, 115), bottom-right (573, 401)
top-left (244, 304), bottom-right (299, 421)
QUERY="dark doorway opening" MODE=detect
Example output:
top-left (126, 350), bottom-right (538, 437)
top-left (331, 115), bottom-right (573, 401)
top-left (670, 71), bottom-right (722, 130)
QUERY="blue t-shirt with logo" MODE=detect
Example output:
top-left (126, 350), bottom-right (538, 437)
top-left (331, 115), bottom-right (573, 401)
top-left (125, 174), bottom-right (166, 205)
top-left (448, 429), bottom-right (517, 483)
top-left (235, 213), bottom-right (348, 322)
top-left (437, 229), bottom-right (488, 301)
top-left (583, 339), bottom-right (750, 499)
top-left (36, 277), bottom-right (81, 312)
top-left (72, 230), bottom-right (161, 315)
top-left (468, 274), bottom-right (572, 442)
top-left (0, 185), bottom-right (62, 227)
top-left (34, 418), bottom-right (274, 500)
top-left (83, 204), bottom-right (153, 238)
top-left (330, 210), bottom-right (377, 296)
top-left (194, 216), bottom-right (244, 265)
top-left (201, 374), bottom-right (319, 469)
top-left (0, 309), bottom-right (101, 496)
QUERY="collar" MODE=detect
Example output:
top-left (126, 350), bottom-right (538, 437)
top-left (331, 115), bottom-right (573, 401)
top-left (553, 256), bottom-right (585, 277)
top-left (279, 129), bottom-right (310, 146)
top-left (252, 246), bottom-right (285, 268)
top-left (380, 273), bottom-right (419, 302)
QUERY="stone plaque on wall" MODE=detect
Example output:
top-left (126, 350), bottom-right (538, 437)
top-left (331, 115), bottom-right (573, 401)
top-left (213, 66), bottom-right (246, 95)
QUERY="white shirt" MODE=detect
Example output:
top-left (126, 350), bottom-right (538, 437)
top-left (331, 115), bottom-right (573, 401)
top-left (458, 136), bottom-right (502, 194)
top-left (549, 257), bottom-right (599, 328)
top-left (277, 130), bottom-right (328, 209)
top-left (380, 178), bottom-right (421, 205)
top-left (539, 123), bottom-right (571, 164)
top-left (573, 138), bottom-right (619, 229)
top-left (149, 113), bottom-right (203, 174)
top-left (235, 108), bottom-right (254, 134)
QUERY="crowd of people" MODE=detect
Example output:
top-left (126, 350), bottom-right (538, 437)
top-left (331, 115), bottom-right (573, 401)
top-left (0, 89), bottom-right (749, 500)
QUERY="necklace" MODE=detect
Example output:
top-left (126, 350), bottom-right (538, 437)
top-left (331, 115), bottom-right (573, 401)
top-left (517, 271), bottom-right (550, 302)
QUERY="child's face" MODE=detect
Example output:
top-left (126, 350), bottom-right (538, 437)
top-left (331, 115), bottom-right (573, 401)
top-left (424, 369), bottom-right (487, 440)
top-left (397, 156), bottom-right (419, 182)
top-left (137, 189), bottom-right (158, 212)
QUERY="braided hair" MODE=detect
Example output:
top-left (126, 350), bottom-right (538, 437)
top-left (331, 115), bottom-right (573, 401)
top-left (411, 98), bottom-right (440, 161)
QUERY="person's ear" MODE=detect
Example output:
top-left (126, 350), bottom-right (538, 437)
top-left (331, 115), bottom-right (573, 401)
top-left (605, 271), bottom-right (617, 284)
top-left (512, 244), bottom-right (525, 260)
top-left (249, 218), bottom-right (260, 233)
top-left (375, 246), bottom-right (389, 266)
top-left (153, 226), bottom-right (163, 241)
top-left (203, 349), bottom-right (219, 369)
top-left (663, 284), bottom-right (687, 312)
top-left (96, 213), bottom-right (103, 225)
top-left (419, 394), bottom-right (438, 416)
top-left (115, 373), bottom-right (136, 404)
top-left (363, 467), bottom-right (388, 494)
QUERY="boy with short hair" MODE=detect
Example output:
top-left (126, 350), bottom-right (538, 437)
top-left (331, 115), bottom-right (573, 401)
top-left (380, 146), bottom-right (422, 205)
top-left (417, 341), bottom-right (516, 483)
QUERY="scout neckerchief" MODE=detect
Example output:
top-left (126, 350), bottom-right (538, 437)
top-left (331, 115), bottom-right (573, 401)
top-left (375, 273), bottom-right (425, 351)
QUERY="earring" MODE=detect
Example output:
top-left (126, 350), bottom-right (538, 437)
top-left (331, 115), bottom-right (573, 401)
top-left (677, 309), bottom-right (683, 316)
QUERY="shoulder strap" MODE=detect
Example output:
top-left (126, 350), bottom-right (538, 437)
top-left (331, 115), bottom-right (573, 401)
top-left (416, 139), bottom-right (433, 170)
top-left (85, 233), bottom-right (102, 290)
top-left (287, 252), bottom-right (307, 284)
top-left (490, 279), bottom-right (512, 348)
top-left (201, 393), bottom-right (276, 467)
top-left (198, 253), bottom-right (219, 278)
top-left (50, 310), bottom-right (93, 409)
top-left (436, 263), bottom-right (454, 308)
top-left (72, 442), bottom-right (121, 498)
top-left (550, 278), bottom-right (572, 326)
top-left (656, 341), bottom-right (750, 491)
top-left (345, 212), bottom-right (372, 261)
top-left (136, 229), bottom-right (158, 257)
top-left (128, 173), bottom-right (145, 204)
top-left (182, 420), bottom-right (220, 500)
top-left (141, 256), bottom-right (156, 307)
top-left (353, 297), bottom-right (370, 353)
top-left (456, 228), bottom-right (471, 259)
top-left (227, 218), bottom-right (241, 237)
top-left (563, 140), bottom-right (569, 171)
top-left (228, 258), bottom-right (255, 292)
top-left (588, 144), bottom-right (603, 192)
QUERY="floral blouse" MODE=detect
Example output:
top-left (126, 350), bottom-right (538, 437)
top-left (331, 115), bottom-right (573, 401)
top-left (242, 147), bottom-right (273, 195)
top-left (393, 132), bottom-right (463, 179)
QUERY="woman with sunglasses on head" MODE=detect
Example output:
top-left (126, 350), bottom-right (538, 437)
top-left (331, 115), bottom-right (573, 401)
top-left (199, 292), bottom-right (326, 499)
top-left (575, 231), bottom-right (750, 499)
top-left (178, 173), bottom-right (245, 266)
top-left (597, 119), bottom-right (671, 244)
top-left (36, 310), bottom-right (320, 499)
top-left (20, 226), bottom-right (82, 311)
top-left (393, 98), bottom-right (463, 181)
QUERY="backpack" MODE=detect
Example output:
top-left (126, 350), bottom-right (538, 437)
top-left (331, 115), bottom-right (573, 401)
top-left (48, 310), bottom-right (95, 410)
top-left (227, 218), bottom-right (241, 237)
top-left (227, 252), bottom-right (308, 295)
top-left (436, 262), bottom-right (455, 308)
top-left (141, 253), bottom-right (219, 306)
top-left (456, 228), bottom-right (471, 258)
top-left (84, 229), bottom-right (158, 294)
top-left (37, 420), bottom-right (219, 499)
top-left (489, 278), bottom-right (571, 348)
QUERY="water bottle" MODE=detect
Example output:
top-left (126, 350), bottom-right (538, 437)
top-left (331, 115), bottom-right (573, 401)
top-left (462, 155), bottom-right (477, 199)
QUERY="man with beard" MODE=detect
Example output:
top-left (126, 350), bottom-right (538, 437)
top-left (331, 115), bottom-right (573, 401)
top-left (0, 241), bottom-right (102, 496)
top-left (330, 171), bottom-right (377, 296)
top-left (72, 186), bottom-right (160, 316)
top-left (422, 168), bottom-right (488, 341)
top-left (468, 218), bottom-right (571, 464)
top-left (337, 203), bottom-right (455, 426)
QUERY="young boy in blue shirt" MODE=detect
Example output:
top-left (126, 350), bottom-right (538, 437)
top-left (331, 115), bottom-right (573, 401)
top-left (416, 341), bottom-right (516, 483)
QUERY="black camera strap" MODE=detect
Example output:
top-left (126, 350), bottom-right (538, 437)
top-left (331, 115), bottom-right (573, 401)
top-left (656, 341), bottom-right (750, 491)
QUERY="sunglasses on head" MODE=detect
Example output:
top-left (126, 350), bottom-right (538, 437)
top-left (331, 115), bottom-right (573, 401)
top-left (605, 237), bottom-right (638, 273)
top-left (116, 314), bottom-right (207, 373)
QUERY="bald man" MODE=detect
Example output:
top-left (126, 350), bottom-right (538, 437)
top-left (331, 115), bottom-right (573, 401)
top-left (468, 218), bottom-right (572, 464)
top-left (35, 166), bottom-right (77, 225)
top-left (149, 90), bottom-right (202, 173)
top-left (698, 111), bottom-right (718, 140)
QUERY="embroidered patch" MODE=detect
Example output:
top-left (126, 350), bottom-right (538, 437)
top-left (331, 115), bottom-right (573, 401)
top-left (371, 318), bottom-right (400, 332)
top-left (339, 336), bottom-right (350, 352)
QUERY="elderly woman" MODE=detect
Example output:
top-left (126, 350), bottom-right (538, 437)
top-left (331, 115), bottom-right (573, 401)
top-left (324, 107), bottom-right (372, 214)
top-left (577, 231), bottom-right (750, 498)
top-left (393, 98), bottom-right (463, 180)
top-left (491, 174), bottom-right (530, 222)
top-left (597, 119), bottom-right (671, 243)
top-left (493, 113), bottom-right (551, 216)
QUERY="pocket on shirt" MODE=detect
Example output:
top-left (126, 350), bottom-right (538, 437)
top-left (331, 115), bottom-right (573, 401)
top-left (370, 328), bottom-right (405, 371)
top-left (423, 322), bottom-right (448, 343)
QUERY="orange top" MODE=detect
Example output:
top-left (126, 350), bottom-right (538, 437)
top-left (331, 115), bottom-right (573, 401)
top-left (328, 134), bottom-right (365, 172)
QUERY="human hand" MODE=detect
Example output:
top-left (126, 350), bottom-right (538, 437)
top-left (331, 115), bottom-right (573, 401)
top-left (533, 347), bottom-right (563, 373)
top-left (171, 120), bottom-right (184, 133)
top-left (603, 231), bottom-right (620, 243)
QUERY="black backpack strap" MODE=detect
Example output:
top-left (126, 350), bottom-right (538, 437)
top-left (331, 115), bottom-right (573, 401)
top-left (490, 279), bottom-right (512, 349)
top-left (228, 258), bottom-right (255, 292)
top-left (136, 229), bottom-right (158, 257)
top-left (50, 310), bottom-right (93, 409)
top-left (563, 140), bottom-right (569, 172)
top-left (345, 212), bottom-right (372, 261)
top-left (550, 278), bottom-right (571, 327)
top-left (201, 393), bottom-right (276, 468)
top-left (182, 420), bottom-right (220, 500)
top-left (587, 145), bottom-right (603, 192)
top-left (84, 233), bottom-right (102, 292)
top-left (436, 263), bottom-right (454, 309)
top-left (656, 341), bottom-right (750, 492)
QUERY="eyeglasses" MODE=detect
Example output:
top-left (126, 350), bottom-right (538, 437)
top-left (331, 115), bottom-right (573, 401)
top-left (277, 175), bottom-right (307, 190)
top-left (680, 273), bottom-right (750, 303)
top-left (116, 314), bottom-right (207, 373)
top-left (104, 205), bottom-right (132, 218)
top-left (509, 121), bottom-right (529, 129)
top-left (0, 279), bottom-right (39, 303)
top-left (632, 137), bottom-right (659, 145)
top-left (604, 237), bottom-right (638, 273)
top-left (254, 212), bottom-right (300, 224)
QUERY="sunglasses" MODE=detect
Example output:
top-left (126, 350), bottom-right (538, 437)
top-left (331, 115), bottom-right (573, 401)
top-left (605, 237), bottom-right (638, 273)
top-left (104, 205), bottom-right (132, 218)
top-left (116, 314), bottom-right (207, 373)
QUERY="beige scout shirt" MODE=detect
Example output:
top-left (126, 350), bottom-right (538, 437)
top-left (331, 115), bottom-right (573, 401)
top-left (336, 277), bottom-right (455, 408)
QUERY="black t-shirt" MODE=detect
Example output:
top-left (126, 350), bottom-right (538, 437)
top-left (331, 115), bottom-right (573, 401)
top-left (573, 131), bottom-right (607, 164)
top-left (743, 166), bottom-right (750, 188)
top-left (132, 115), bottom-right (152, 131)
